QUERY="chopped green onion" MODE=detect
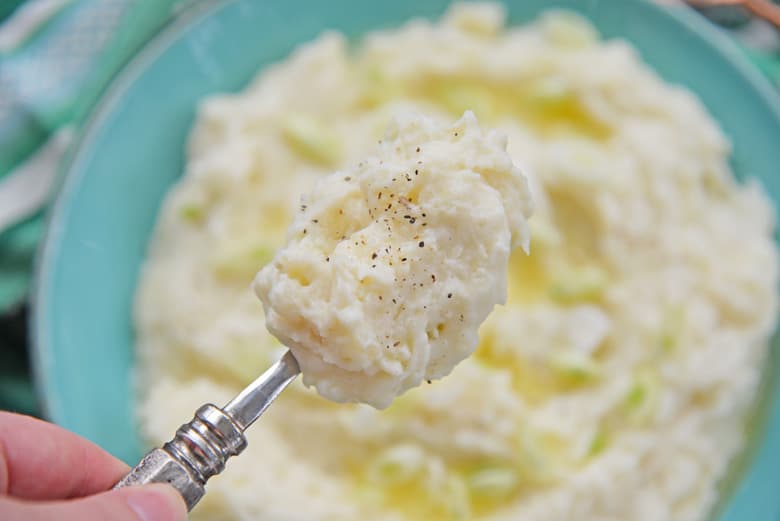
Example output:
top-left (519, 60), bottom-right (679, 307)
top-left (541, 11), bottom-right (598, 48)
top-left (549, 265), bottom-right (609, 303)
top-left (549, 351), bottom-right (602, 382)
top-left (282, 114), bottom-right (342, 165)
top-left (624, 369), bottom-right (660, 423)
top-left (435, 83), bottom-right (498, 120)
top-left (179, 203), bottom-right (205, 223)
top-left (529, 217), bottom-right (562, 248)
top-left (587, 428), bottom-right (609, 457)
top-left (466, 466), bottom-right (520, 500)
top-left (658, 307), bottom-right (685, 353)
top-left (446, 474), bottom-right (471, 521)
top-left (211, 242), bottom-right (275, 281)
top-left (366, 444), bottom-right (425, 485)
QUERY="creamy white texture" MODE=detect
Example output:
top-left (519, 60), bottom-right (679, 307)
top-left (253, 112), bottom-right (532, 408)
top-left (135, 5), bottom-right (778, 521)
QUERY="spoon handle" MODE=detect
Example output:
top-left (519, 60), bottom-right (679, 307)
top-left (223, 350), bottom-right (300, 430)
top-left (113, 351), bottom-right (300, 511)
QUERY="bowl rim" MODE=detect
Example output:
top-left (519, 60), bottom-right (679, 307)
top-left (30, 0), bottom-right (232, 424)
top-left (30, 0), bottom-right (780, 517)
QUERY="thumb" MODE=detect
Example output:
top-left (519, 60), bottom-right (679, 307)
top-left (1, 484), bottom-right (187, 521)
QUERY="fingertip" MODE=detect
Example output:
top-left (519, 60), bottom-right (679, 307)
top-left (123, 484), bottom-right (187, 521)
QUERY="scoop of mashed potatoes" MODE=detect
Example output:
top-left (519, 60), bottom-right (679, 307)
top-left (253, 112), bottom-right (532, 408)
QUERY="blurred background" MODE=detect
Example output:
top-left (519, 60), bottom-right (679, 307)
top-left (1, 0), bottom-right (779, 418)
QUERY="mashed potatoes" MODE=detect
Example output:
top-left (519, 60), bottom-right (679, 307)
top-left (254, 112), bottom-right (532, 407)
top-left (135, 4), bottom-right (778, 521)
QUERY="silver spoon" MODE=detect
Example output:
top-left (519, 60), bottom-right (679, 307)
top-left (113, 350), bottom-right (300, 510)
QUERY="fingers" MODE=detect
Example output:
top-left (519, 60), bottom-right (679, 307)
top-left (0, 483), bottom-right (186, 521)
top-left (0, 413), bottom-right (187, 520)
top-left (0, 412), bottom-right (129, 499)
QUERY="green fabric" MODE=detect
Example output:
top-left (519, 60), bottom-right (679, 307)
top-left (0, 363), bottom-right (38, 415)
top-left (0, 217), bottom-right (43, 311)
top-left (0, 1), bottom-right (27, 25)
top-left (0, 0), bottom-right (190, 311)
top-left (0, 0), bottom-right (191, 416)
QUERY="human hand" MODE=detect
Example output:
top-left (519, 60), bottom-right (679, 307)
top-left (0, 411), bottom-right (186, 521)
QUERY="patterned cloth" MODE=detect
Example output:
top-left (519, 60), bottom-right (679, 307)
top-left (0, 0), bottom-right (778, 414)
top-left (0, 0), bottom-right (190, 416)
top-left (0, 0), bottom-right (189, 312)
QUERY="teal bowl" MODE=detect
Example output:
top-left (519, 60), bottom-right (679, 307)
top-left (32, 0), bottom-right (780, 519)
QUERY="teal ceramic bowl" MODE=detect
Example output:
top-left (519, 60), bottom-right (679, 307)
top-left (33, 0), bottom-right (780, 519)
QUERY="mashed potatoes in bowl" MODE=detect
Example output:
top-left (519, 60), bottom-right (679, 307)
top-left (134, 4), bottom-right (779, 521)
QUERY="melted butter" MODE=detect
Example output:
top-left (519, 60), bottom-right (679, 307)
top-left (361, 75), bottom-right (611, 140)
top-left (474, 329), bottom-right (577, 405)
top-left (354, 62), bottom-right (614, 140)
top-left (340, 204), bottom-right (608, 519)
top-left (425, 79), bottom-right (612, 140)
top-left (506, 248), bottom-right (550, 306)
top-left (349, 458), bottom-right (527, 521)
top-left (337, 64), bottom-right (615, 521)
top-left (475, 232), bottom-right (607, 404)
top-left (347, 434), bottom-right (575, 520)
top-left (545, 188), bottom-right (600, 264)
top-left (357, 477), bottom-right (465, 521)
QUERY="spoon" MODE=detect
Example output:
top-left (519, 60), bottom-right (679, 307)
top-left (113, 350), bottom-right (300, 510)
